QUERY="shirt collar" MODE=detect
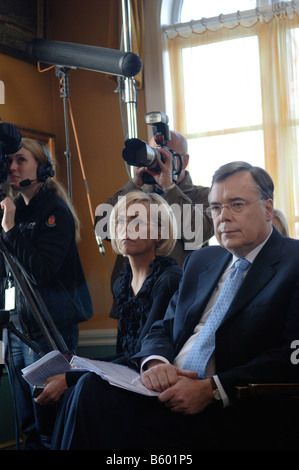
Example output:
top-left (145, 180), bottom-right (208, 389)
top-left (229, 227), bottom-right (273, 268)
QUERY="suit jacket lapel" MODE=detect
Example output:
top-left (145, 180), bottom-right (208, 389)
top-left (191, 252), bottom-right (232, 314)
top-left (222, 229), bottom-right (282, 324)
top-left (175, 251), bottom-right (232, 351)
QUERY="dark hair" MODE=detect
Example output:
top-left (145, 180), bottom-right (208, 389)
top-left (211, 161), bottom-right (274, 200)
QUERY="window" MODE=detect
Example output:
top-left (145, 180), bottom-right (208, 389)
top-left (182, 34), bottom-right (264, 187)
top-left (172, 0), bottom-right (265, 188)
top-left (162, 0), bottom-right (299, 238)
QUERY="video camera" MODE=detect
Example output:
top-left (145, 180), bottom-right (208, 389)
top-left (122, 111), bottom-right (182, 185)
top-left (0, 122), bottom-right (22, 183)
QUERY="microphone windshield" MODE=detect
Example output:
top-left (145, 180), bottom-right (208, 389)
top-left (27, 38), bottom-right (142, 77)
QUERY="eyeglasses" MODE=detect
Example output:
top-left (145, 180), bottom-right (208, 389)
top-left (205, 198), bottom-right (261, 219)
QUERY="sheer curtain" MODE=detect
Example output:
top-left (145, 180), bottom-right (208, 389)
top-left (165, 2), bottom-right (299, 238)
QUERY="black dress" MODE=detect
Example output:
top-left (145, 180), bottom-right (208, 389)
top-left (51, 256), bottom-right (181, 449)
top-left (103, 256), bottom-right (182, 364)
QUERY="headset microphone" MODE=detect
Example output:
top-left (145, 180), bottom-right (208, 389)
top-left (19, 178), bottom-right (38, 187)
top-left (18, 144), bottom-right (54, 188)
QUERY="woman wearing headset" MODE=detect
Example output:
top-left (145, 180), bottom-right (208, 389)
top-left (1, 138), bottom-right (93, 449)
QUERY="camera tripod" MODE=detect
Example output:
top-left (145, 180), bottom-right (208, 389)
top-left (0, 234), bottom-right (69, 357)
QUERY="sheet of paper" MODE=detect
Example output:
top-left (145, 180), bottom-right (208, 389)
top-left (22, 351), bottom-right (159, 396)
top-left (71, 356), bottom-right (160, 396)
top-left (21, 350), bottom-right (72, 386)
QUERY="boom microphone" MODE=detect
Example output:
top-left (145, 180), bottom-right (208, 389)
top-left (27, 38), bottom-right (142, 77)
top-left (19, 179), bottom-right (37, 187)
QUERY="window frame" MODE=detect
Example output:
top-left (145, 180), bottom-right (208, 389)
top-left (143, 0), bottom-right (299, 237)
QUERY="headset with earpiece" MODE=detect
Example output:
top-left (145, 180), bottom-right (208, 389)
top-left (37, 142), bottom-right (55, 182)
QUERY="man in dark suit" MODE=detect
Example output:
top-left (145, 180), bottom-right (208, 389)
top-left (52, 161), bottom-right (299, 450)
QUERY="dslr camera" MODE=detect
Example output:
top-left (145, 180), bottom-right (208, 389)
top-left (0, 121), bottom-right (22, 183)
top-left (122, 111), bottom-right (182, 185)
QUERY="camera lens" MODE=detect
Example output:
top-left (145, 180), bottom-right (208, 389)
top-left (122, 138), bottom-right (160, 170)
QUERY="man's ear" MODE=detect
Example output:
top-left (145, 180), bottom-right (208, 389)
top-left (265, 198), bottom-right (274, 221)
top-left (182, 154), bottom-right (189, 170)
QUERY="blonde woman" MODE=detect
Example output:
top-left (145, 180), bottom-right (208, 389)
top-left (1, 138), bottom-right (93, 449)
top-left (35, 192), bottom-right (181, 448)
top-left (107, 190), bottom-right (182, 363)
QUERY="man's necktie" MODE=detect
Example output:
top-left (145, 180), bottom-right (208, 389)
top-left (182, 257), bottom-right (250, 378)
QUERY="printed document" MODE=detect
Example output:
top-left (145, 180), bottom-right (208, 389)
top-left (21, 350), bottom-right (159, 397)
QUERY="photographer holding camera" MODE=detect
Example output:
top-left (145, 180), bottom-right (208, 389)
top-left (123, 129), bottom-right (213, 259)
top-left (96, 114), bottom-right (213, 316)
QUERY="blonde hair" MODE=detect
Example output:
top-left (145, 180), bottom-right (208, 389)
top-left (109, 191), bottom-right (177, 256)
top-left (272, 208), bottom-right (289, 237)
top-left (9, 138), bottom-right (81, 241)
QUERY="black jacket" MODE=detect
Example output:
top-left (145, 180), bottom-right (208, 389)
top-left (1, 184), bottom-right (93, 338)
top-left (112, 256), bottom-right (182, 362)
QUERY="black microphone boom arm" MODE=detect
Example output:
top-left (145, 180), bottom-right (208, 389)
top-left (27, 38), bottom-right (142, 77)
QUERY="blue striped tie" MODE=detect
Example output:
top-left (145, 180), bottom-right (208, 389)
top-left (183, 258), bottom-right (250, 378)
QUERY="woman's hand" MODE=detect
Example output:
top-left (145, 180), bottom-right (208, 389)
top-left (1, 196), bottom-right (16, 232)
top-left (34, 374), bottom-right (68, 405)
